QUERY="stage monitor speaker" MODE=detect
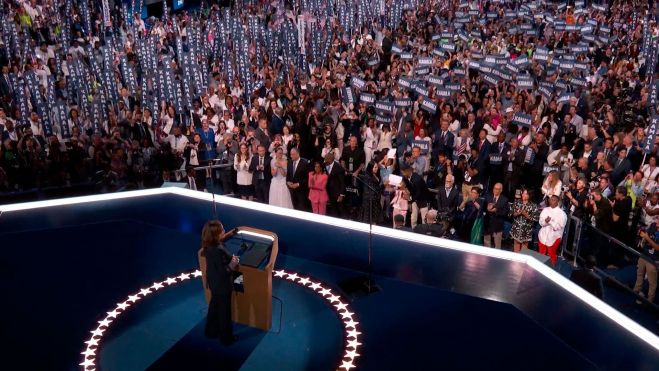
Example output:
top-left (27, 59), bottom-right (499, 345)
top-left (519, 248), bottom-right (552, 267)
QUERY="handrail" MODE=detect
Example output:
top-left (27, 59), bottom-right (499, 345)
top-left (570, 214), bottom-right (659, 268)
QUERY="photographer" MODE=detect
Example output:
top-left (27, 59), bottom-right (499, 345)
top-left (633, 226), bottom-right (658, 304)
top-left (565, 177), bottom-right (589, 219)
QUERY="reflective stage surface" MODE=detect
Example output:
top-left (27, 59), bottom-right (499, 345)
top-left (0, 189), bottom-right (657, 370)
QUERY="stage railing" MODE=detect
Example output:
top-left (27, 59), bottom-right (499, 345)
top-left (561, 214), bottom-right (659, 312)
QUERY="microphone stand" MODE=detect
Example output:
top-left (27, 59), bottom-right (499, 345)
top-left (341, 172), bottom-right (380, 297)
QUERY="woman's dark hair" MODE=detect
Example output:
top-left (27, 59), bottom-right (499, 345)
top-left (200, 220), bottom-right (223, 253)
top-left (313, 161), bottom-right (325, 173)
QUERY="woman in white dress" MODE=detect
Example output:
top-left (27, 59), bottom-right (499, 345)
top-left (269, 147), bottom-right (294, 209)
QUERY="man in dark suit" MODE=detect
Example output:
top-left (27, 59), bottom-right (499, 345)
top-left (483, 183), bottom-right (509, 249)
top-left (255, 118), bottom-right (272, 150)
top-left (488, 132), bottom-right (509, 188)
top-left (437, 174), bottom-right (460, 213)
top-left (269, 107), bottom-right (285, 135)
top-left (0, 65), bottom-right (11, 99)
top-left (529, 133), bottom-right (549, 201)
top-left (474, 129), bottom-right (491, 163)
top-left (502, 138), bottom-right (525, 198)
top-left (120, 87), bottom-right (136, 111)
top-left (610, 147), bottom-right (632, 186)
top-left (324, 152), bottom-right (346, 218)
top-left (286, 148), bottom-right (309, 211)
top-left (432, 119), bottom-right (455, 159)
top-left (249, 144), bottom-right (272, 203)
top-left (402, 164), bottom-right (431, 228)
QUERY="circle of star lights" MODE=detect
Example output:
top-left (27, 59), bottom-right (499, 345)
top-left (79, 269), bottom-right (361, 371)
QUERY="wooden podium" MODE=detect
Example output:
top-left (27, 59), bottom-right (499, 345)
top-left (198, 226), bottom-right (278, 331)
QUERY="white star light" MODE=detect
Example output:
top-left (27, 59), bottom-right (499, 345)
top-left (344, 319), bottom-right (359, 329)
top-left (347, 329), bottom-right (362, 339)
top-left (79, 358), bottom-right (95, 368)
top-left (339, 359), bottom-right (356, 370)
top-left (80, 348), bottom-right (96, 357)
top-left (347, 339), bottom-right (362, 349)
top-left (127, 295), bottom-right (140, 303)
top-left (106, 310), bottom-right (119, 318)
top-left (79, 269), bottom-right (362, 371)
top-left (90, 328), bottom-right (105, 337)
top-left (340, 311), bottom-right (354, 320)
top-left (326, 295), bottom-right (346, 310)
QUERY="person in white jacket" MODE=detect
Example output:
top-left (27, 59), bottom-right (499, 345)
top-left (538, 195), bottom-right (567, 266)
top-left (361, 119), bottom-right (379, 164)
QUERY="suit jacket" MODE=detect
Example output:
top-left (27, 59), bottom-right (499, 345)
top-left (432, 129), bottom-right (455, 158)
top-left (503, 146), bottom-right (525, 175)
top-left (405, 172), bottom-right (430, 205)
top-left (270, 115), bottom-right (285, 135)
top-left (611, 157), bottom-right (631, 186)
top-left (287, 158), bottom-right (309, 190)
top-left (484, 194), bottom-right (509, 233)
top-left (0, 74), bottom-right (11, 98)
top-left (437, 186), bottom-right (461, 211)
top-left (249, 154), bottom-right (272, 182)
top-left (255, 128), bottom-right (272, 150)
top-left (203, 244), bottom-right (233, 295)
top-left (325, 161), bottom-right (345, 202)
top-left (533, 143), bottom-right (549, 173)
top-left (474, 139), bottom-right (491, 163)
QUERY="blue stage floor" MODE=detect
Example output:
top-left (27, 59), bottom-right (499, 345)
top-left (1, 190), bottom-right (657, 370)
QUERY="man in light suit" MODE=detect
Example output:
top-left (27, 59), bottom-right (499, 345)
top-left (286, 148), bottom-right (309, 211)
top-left (249, 145), bottom-right (272, 203)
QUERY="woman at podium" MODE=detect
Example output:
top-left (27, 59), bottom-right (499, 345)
top-left (201, 220), bottom-right (240, 345)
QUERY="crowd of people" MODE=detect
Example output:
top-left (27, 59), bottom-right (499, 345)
top-left (0, 0), bottom-right (657, 303)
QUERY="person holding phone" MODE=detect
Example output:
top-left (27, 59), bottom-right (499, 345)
top-left (201, 220), bottom-right (240, 345)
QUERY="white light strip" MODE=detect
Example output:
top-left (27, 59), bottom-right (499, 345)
top-left (237, 230), bottom-right (275, 241)
top-left (78, 269), bottom-right (360, 371)
top-left (526, 258), bottom-right (659, 351)
top-left (0, 188), bottom-right (171, 213)
top-left (5, 187), bottom-right (658, 350)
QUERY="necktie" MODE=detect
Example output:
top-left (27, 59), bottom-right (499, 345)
top-left (259, 157), bottom-right (264, 179)
top-left (294, 160), bottom-right (298, 174)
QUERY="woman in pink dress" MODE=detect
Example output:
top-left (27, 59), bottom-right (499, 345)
top-left (308, 161), bottom-right (329, 215)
